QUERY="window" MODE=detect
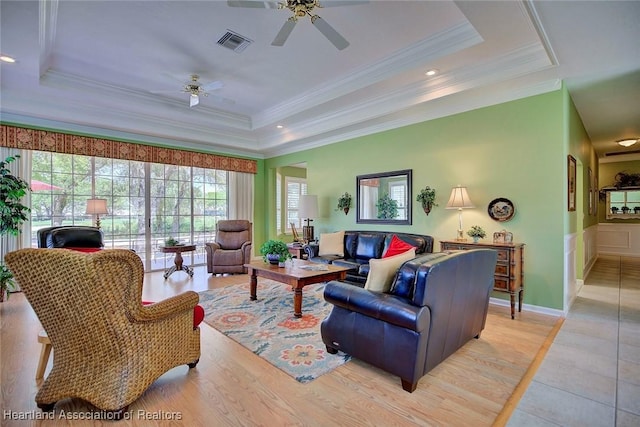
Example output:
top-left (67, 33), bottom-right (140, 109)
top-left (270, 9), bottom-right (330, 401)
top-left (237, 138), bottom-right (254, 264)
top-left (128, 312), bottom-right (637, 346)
top-left (30, 151), bottom-right (229, 271)
top-left (285, 177), bottom-right (307, 232)
top-left (606, 189), bottom-right (640, 219)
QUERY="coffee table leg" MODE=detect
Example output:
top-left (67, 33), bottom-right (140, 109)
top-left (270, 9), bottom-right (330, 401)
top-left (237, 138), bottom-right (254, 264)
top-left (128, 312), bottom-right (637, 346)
top-left (249, 269), bottom-right (257, 301)
top-left (294, 287), bottom-right (303, 318)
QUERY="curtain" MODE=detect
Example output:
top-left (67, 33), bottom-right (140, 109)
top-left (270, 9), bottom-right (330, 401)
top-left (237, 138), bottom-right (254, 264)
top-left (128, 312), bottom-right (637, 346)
top-left (229, 171), bottom-right (254, 223)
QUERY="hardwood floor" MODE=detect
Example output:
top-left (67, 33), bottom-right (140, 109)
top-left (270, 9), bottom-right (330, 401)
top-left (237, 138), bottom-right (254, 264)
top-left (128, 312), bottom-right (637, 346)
top-left (1, 265), bottom-right (560, 426)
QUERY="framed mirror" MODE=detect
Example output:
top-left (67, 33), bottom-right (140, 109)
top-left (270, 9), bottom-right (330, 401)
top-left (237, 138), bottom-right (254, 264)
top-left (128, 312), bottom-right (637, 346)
top-left (356, 169), bottom-right (412, 225)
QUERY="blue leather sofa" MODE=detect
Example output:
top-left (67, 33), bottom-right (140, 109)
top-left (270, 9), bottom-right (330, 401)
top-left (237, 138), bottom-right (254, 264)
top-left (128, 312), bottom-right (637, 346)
top-left (303, 231), bottom-right (434, 285)
top-left (321, 249), bottom-right (498, 392)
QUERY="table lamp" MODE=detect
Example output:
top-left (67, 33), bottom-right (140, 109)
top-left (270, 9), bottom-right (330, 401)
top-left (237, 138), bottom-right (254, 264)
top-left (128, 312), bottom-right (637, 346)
top-left (445, 186), bottom-right (475, 241)
top-left (85, 198), bottom-right (109, 228)
top-left (299, 195), bottom-right (318, 242)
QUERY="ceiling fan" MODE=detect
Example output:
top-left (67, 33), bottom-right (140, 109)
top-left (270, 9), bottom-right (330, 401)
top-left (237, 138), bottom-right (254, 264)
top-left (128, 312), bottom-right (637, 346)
top-left (228, 0), bottom-right (369, 50)
top-left (151, 74), bottom-right (228, 108)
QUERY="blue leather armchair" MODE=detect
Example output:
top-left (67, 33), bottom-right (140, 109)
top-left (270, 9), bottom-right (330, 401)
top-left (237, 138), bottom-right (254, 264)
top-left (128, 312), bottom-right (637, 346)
top-left (321, 249), bottom-right (498, 392)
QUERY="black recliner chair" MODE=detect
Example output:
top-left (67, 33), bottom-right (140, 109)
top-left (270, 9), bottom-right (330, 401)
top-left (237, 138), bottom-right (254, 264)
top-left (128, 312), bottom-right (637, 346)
top-left (321, 249), bottom-right (498, 392)
top-left (36, 226), bottom-right (104, 249)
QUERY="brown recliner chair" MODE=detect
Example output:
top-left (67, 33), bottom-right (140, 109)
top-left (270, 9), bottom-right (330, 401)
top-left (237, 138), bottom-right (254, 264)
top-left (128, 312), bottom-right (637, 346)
top-left (5, 248), bottom-right (201, 418)
top-left (205, 220), bottom-right (252, 274)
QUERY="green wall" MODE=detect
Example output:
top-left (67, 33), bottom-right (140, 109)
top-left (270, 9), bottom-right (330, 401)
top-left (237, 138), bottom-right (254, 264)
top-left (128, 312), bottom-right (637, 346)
top-left (264, 90), bottom-right (569, 310)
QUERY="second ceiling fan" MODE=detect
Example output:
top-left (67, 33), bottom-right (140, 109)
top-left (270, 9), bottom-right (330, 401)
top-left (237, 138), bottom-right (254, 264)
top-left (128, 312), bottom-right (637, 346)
top-left (228, 0), bottom-right (369, 50)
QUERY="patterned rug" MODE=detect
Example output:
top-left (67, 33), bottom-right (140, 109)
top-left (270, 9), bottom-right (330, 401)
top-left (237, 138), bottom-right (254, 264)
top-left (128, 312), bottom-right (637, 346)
top-left (198, 280), bottom-right (351, 383)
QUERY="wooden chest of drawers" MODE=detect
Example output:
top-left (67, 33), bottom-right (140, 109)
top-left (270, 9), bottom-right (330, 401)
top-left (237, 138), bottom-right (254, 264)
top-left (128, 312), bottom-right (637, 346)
top-left (440, 240), bottom-right (525, 319)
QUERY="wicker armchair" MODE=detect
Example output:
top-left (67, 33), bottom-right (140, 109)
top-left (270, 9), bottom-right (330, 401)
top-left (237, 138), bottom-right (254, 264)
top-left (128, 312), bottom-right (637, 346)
top-left (5, 248), bottom-right (201, 418)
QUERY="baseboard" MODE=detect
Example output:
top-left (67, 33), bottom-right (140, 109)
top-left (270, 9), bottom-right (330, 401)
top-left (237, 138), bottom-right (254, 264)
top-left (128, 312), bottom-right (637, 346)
top-left (489, 297), bottom-right (564, 318)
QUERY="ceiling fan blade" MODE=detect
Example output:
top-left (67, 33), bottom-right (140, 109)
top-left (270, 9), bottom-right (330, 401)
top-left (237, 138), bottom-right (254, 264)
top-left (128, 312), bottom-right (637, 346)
top-left (318, 0), bottom-right (370, 7)
top-left (272, 18), bottom-right (297, 47)
top-left (227, 0), bottom-right (280, 8)
top-left (201, 80), bottom-right (224, 91)
top-left (311, 16), bottom-right (349, 50)
top-left (190, 94), bottom-right (199, 108)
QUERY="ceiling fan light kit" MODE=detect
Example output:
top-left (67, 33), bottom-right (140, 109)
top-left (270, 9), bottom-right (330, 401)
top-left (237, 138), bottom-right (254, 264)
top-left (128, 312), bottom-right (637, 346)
top-left (228, 0), bottom-right (368, 50)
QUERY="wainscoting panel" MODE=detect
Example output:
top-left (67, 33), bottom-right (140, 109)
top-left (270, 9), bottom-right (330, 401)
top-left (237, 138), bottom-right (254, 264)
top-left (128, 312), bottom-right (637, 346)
top-left (564, 233), bottom-right (577, 314)
top-left (597, 223), bottom-right (640, 257)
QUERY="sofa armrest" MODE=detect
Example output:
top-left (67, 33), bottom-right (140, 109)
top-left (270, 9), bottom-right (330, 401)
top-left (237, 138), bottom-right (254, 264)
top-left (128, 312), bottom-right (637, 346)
top-left (323, 281), bottom-right (429, 332)
top-left (303, 243), bottom-right (320, 259)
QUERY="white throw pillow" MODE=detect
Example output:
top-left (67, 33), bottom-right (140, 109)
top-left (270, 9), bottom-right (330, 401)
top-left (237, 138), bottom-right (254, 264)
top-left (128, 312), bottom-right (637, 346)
top-left (364, 248), bottom-right (416, 293)
top-left (318, 231), bottom-right (345, 257)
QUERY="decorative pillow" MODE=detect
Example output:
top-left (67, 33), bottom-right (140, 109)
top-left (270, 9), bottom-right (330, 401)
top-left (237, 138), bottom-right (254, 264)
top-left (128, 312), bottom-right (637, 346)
top-left (383, 234), bottom-right (416, 258)
top-left (64, 247), bottom-right (102, 253)
top-left (143, 301), bottom-right (204, 330)
top-left (364, 248), bottom-right (416, 293)
top-left (319, 230), bottom-right (345, 257)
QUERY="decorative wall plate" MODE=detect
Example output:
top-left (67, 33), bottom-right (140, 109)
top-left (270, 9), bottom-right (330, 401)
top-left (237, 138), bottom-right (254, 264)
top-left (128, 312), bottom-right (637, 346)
top-left (488, 198), bottom-right (515, 222)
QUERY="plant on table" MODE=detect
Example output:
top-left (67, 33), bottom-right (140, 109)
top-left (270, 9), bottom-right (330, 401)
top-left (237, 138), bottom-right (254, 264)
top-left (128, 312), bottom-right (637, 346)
top-left (466, 225), bottom-right (486, 242)
top-left (165, 237), bottom-right (179, 246)
top-left (376, 193), bottom-right (399, 219)
top-left (259, 239), bottom-right (292, 264)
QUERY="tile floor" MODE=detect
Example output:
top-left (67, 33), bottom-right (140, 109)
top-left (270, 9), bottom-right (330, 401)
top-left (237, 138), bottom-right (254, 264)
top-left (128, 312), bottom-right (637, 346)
top-left (507, 255), bottom-right (640, 427)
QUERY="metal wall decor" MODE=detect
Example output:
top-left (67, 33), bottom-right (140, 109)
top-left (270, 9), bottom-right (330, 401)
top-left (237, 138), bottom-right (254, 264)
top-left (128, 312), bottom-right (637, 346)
top-left (488, 198), bottom-right (515, 222)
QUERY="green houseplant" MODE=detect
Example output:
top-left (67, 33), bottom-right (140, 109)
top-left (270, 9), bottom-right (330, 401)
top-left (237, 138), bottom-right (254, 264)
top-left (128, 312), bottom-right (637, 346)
top-left (259, 239), bottom-right (292, 265)
top-left (467, 225), bottom-right (486, 242)
top-left (0, 154), bottom-right (31, 301)
top-left (336, 192), bottom-right (352, 215)
top-left (416, 186), bottom-right (438, 215)
top-left (376, 193), bottom-right (399, 219)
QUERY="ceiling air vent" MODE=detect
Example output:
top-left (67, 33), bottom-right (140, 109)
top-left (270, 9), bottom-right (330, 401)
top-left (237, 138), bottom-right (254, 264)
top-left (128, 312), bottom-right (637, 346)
top-left (605, 149), bottom-right (640, 157)
top-left (217, 30), bottom-right (253, 53)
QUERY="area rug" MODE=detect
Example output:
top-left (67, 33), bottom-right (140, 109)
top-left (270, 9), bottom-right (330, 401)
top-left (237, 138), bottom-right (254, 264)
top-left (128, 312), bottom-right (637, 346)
top-left (198, 280), bottom-right (351, 383)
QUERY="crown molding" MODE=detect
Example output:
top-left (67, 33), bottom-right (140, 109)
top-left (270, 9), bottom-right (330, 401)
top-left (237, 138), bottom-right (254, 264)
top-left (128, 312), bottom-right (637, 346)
top-left (252, 21), bottom-right (483, 129)
top-left (259, 42), bottom-right (553, 149)
top-left (39, 69), bottom-right (253, 130)
top-left (38, 0), bottom-right (58, 77)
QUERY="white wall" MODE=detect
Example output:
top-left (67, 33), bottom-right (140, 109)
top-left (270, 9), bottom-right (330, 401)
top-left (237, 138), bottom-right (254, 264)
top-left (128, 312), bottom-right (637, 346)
top-left (597, 223), bottom-right (640, 257)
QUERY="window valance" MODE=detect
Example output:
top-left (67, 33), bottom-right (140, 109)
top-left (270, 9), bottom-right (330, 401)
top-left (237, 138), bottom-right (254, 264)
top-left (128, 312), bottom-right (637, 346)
top-left (0, 124), bottom-right (257, 174)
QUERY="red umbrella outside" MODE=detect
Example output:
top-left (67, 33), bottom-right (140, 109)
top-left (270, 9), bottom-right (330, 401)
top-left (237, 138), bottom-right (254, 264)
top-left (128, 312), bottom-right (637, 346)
top-left (31, 180), bottom-right (63, 191)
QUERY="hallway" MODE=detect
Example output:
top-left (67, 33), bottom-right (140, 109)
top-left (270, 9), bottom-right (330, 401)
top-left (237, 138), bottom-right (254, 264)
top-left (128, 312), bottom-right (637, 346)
top-left (507, 255), bottom-right (640, 426)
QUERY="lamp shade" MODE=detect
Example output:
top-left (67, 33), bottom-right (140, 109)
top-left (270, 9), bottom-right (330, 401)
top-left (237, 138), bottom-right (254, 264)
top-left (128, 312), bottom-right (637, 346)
top-left (299, 195), bottom-right (318, 219)
top-left (85, 198), bottom-right (109, 215)
top-left (445, 186), bottom-right (475, 209)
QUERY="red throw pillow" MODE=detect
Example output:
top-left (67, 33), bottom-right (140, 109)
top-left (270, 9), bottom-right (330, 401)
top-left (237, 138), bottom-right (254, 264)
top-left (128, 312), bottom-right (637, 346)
top-left (143, 301), bottom-right (204, 329)
top-left (65, 247), bottom-right (102, 253)
top-left (383, 235), bottom-right (416, 258)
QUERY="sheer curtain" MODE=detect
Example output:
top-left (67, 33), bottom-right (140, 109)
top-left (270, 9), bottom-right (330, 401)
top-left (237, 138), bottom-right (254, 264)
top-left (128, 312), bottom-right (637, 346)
top-left (228, 171), bottom-right (254, 223)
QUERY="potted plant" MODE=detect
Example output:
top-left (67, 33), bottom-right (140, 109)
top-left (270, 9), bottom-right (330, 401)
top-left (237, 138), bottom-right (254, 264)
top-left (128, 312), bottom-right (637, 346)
top-left (467, 225), bottom-right (486, 243)
top-left (259, 239), bottom-right (292, 266)
top-left (635, 207), bottom-right (640, 214)
top-left (376, 193), bottom-right (399, 219)
top-left (0, 154), bottom-right (31, 301)
top-left (611, 206), bottom-right (619, 214)
top-left (621, 206), bottom-right (630, 214)
top-left (165, 236), bottom-right (179, 246)
top-left (0, 265), bottom-right (16, 302)
top-left (416, 186), bottom-right (438, 215)
top-left (336, 192), bottom-right (352, 215)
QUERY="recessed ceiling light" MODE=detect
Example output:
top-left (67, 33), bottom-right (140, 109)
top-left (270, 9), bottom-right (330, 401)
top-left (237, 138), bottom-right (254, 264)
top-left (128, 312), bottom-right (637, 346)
top-left (276, 125), bottom-right (284, 129)
top-left (617, 138), bottom-right (639, 147)
top-left (0, 55), bottom-right (16, 63)
top-left (425, 69), bottom-right (438, 76)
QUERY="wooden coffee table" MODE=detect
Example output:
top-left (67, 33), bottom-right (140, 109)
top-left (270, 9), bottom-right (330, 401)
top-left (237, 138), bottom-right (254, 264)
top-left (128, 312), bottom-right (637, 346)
top-left (244, 259), bottom-right (351, 318)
